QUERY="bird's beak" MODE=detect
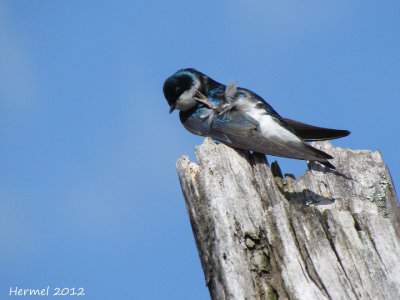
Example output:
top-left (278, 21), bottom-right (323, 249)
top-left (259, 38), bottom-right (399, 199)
top-left (169, 104), bottom-right (176, 113)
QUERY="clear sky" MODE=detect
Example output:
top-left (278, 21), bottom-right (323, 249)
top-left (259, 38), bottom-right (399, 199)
top-left (1, 1), bottom-right (399, 299)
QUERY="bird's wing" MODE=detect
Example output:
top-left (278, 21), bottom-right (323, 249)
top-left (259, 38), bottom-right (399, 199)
top-left (282, 118), bottom-right (350, 141)
top-left (209, 109), bottom-right (333, 166)
top-left (211, 109), bottom-right (260, 131)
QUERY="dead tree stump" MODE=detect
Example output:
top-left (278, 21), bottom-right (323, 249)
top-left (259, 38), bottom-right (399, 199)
top-left (176, 138), bottom-right (400, 300)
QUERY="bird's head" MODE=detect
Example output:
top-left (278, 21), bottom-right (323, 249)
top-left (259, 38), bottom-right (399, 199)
top-left (163, 68), bottom-right (201, 113)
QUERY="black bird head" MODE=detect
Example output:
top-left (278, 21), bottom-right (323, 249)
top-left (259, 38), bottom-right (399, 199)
top-left (163, 68), bottom-right (201, 113)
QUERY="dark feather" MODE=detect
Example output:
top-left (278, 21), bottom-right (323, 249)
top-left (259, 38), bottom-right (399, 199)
top-left (283, 118), bottom-right (350, 141)
top-left (207, 111), bottom-right (335, 167)
top-left (319, 160), bottom-right (335, 169)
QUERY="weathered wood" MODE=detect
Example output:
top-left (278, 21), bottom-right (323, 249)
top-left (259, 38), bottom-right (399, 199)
top-left (176, 138), bottom-right (400, 300)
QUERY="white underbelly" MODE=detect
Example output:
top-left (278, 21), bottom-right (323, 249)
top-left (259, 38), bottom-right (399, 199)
top-left (258, 114), bottom-right (300, 143)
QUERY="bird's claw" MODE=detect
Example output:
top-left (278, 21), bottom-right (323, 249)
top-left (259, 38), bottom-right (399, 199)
top-left (194, 91), bottom-right (217, 109)
top-left (218, 104), bottom-right (233, 115)
top-left (194, 89), bottom-right (235, 114)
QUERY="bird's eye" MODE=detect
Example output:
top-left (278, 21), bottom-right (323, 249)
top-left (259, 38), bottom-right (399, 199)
top-left (175, 87), bottom-right (181, 95)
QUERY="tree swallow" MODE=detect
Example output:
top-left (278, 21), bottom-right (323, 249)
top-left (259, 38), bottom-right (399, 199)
top-left (163, 68), bottom-right (350, 169)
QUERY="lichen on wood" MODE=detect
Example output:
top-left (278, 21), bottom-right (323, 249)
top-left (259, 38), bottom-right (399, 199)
top-left (177, 138), bottom-right (400, 300)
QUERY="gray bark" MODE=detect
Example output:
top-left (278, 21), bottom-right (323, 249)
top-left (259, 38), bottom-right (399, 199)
top-left (176, 138), bottom-right (400, 300)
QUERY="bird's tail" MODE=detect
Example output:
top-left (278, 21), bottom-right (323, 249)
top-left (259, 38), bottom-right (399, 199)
top-left (283, 118), bottom-right (350, 142)
top-left (301, 143), bottom-right (336, 169)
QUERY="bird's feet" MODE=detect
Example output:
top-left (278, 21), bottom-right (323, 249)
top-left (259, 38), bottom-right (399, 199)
top-left (194, 91), bottom-right (218, 109)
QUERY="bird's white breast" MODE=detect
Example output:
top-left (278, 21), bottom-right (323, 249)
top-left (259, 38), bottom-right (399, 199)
top-left (175, 96), bottom-right (197, 111)
top-left (175, 78), bottom-right (201, 111)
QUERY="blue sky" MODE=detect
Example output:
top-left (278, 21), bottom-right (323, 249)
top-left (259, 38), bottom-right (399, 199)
top-left (1, 1), bottom-right (399, 299)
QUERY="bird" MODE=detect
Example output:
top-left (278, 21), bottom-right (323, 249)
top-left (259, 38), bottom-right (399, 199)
top-left (163, 68), bottom-right (350, 169)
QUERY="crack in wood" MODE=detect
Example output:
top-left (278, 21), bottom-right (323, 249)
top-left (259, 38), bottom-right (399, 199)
top-left (289, 218), bottom-right (332, 300)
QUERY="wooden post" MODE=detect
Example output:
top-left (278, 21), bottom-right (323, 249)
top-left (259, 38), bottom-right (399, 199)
top-left (176, 138), bottom-right (400, 300)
